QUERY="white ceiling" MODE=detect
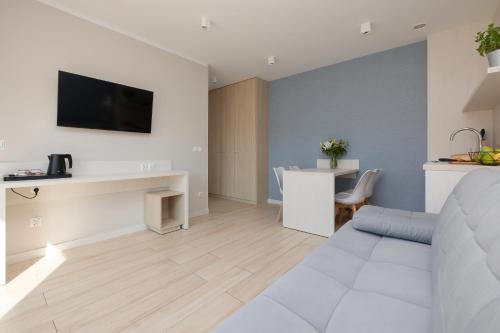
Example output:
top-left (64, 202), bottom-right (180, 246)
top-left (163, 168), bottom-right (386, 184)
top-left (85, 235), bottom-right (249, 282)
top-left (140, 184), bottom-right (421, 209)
top-left (38, 0), bottom-right (499, 88)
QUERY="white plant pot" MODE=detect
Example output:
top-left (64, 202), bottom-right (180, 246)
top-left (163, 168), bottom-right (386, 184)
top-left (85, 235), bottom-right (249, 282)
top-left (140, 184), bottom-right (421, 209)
top-left (487, 49), bottom-right (500, 68)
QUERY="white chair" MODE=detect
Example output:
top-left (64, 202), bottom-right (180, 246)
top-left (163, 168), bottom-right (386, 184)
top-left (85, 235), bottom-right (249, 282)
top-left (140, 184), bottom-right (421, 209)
top-left (273, 167), bottom-right (286, 222)
top-left (364, 169), bottom-right (382, 204)
top-left (335, 170), bottom-right (377, 226)
top-left (289, 166), bottom-right (300, 170)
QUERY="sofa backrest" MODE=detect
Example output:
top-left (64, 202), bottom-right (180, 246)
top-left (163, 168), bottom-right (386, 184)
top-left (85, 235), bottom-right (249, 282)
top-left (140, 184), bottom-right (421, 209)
top-left (431, 169), bottom-right (500, 333)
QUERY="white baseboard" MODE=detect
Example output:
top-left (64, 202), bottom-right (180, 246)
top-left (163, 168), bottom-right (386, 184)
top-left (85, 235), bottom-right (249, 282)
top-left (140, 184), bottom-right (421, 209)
top-left (8, 208), bottom-right (210, 264)
top-left (267, 198), bottom-right (282, 205)
top-left (7, 224), bottom-right (147, 264)
top-left (190, 208), bottom-right (210, 218)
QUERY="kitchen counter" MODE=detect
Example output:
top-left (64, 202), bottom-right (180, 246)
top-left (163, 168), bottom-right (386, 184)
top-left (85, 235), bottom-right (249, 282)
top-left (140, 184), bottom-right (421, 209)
top-left (423, 161), bottom-right (500, 172)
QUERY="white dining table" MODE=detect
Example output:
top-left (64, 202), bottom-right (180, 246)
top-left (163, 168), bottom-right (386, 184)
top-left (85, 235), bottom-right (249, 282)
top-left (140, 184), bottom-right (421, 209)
top-left (282, 162), bottom-right (359, 237)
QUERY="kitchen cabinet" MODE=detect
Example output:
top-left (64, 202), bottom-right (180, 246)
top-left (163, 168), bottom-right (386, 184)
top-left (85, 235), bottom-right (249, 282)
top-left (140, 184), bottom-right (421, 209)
top-left (423, 162), bottom-right (500, 213)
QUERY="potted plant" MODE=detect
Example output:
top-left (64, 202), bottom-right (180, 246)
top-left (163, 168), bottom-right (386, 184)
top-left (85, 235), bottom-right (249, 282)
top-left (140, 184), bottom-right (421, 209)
top-left (475, 23), bottom-right (500, 67)
top-left (320, 137), bottom-right (348, 169)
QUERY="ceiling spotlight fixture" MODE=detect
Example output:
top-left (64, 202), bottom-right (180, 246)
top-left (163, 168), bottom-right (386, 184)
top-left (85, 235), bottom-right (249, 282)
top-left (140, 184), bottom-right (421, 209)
top-left (211, 75), bottom-right (217, 84)
top-left (268, 56), bottom-right (277, 65)
top-left (413, 23), bottom-right (427, 30)
top-left (201, 16), bottom-right (211, 31)
top-left (360, 22), bottom-right (372, 35)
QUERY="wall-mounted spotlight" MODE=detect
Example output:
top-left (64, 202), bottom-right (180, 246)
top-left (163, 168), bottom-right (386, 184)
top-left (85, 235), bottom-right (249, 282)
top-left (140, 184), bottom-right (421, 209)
top-left (201, 16), bottom-right (211, 31)
top-left (360, 22), bottom-right (373, 35)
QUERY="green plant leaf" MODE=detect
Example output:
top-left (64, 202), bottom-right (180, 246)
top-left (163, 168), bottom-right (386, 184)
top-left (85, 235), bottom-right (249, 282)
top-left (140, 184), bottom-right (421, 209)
top-left (475, 23), bottom-right (500, 56)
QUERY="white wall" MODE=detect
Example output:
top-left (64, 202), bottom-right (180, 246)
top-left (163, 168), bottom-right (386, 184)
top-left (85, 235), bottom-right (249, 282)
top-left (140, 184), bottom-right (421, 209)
top-left (495, 2), bottom-right (500, 24)
top-left (0, 1), bottom-right (208, 256)
top-left (494, 105), bottom-right (500, 147)
top-left (493, 3), bottom-right (500, 147)
top-left (427, 20), bottom-right (494, 160)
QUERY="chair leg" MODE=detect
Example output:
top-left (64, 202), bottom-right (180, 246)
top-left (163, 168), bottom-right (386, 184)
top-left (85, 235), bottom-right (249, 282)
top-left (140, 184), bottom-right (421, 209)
top-left (275, 205), bottom-right (283, 223)
top-left (341, 206), bottom-right (349, 223)
top-left (334, 204), bottom-right (341, 229)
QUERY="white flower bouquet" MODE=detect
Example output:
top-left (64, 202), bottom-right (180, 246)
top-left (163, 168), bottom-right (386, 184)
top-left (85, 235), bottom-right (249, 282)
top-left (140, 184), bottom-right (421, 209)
top-left (320, 137), bottom-right (348, 169)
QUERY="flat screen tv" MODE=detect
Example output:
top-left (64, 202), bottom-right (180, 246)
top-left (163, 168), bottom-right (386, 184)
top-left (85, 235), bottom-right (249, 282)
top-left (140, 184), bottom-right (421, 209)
top-left (57, 71), bottom-right (153, 133)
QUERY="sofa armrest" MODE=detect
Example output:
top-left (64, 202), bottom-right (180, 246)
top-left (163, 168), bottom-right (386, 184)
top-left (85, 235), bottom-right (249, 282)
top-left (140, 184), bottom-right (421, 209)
top-left (352, 205), bottom-right (438, 245)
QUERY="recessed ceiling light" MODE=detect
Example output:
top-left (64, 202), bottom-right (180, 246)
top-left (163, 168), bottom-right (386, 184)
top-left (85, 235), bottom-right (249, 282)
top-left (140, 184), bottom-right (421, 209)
top-left (268, 56), bottom-right (277, 65)
top-left (413, 23), bottom-right (426, 30)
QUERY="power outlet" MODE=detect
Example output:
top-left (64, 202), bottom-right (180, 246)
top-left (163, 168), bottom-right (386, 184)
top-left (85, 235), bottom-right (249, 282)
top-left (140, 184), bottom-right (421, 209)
top-left (30, 216), bottom-right (42, 228)
top-left (140, 162), bottom-right (154, 171)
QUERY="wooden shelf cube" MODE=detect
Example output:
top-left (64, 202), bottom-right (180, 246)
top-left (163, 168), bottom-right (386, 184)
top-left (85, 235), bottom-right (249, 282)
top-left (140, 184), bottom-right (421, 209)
top-left (145, 190), bottom-right (185, 234)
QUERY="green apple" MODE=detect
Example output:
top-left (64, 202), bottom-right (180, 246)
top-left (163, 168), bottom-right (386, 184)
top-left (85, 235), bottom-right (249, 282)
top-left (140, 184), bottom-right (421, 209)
top-left (481, 152), bottom-right (496, 165)
top-left (482, 145), bottom-right (494, 152)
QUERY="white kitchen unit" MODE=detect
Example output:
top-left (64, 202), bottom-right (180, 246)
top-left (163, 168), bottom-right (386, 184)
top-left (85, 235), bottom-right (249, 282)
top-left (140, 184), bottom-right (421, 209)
top-left (424, 162), bottom-right (499, 213)
top-left (283, 163), bottom-right (358, 237)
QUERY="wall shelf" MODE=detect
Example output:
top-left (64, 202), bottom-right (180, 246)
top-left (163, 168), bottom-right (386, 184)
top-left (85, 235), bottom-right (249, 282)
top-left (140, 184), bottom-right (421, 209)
top-left (464, 66), bottom-right (500, 112)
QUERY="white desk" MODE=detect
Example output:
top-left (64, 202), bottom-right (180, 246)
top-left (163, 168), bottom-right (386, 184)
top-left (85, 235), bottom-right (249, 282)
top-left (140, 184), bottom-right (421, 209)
top-left (283, 166), bottom-right (358, 237)
top-left (0, 162), bottom-right (189, 285)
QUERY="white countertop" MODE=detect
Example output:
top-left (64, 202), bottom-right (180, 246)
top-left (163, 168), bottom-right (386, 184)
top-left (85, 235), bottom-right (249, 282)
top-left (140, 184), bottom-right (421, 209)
top-left (285, 168), bottom-right (358, 176)
top-left (423, 162), bottom-right (500, 172)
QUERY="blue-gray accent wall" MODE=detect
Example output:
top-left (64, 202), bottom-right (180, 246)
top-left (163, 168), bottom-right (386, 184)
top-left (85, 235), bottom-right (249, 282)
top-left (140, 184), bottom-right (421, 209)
top-left (268, 41), bottom-right (427, 211)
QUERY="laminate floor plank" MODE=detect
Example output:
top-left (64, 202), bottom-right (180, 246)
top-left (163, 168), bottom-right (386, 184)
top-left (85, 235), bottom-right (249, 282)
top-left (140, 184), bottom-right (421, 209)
top-left (2, 199), bottom-right (325, 333)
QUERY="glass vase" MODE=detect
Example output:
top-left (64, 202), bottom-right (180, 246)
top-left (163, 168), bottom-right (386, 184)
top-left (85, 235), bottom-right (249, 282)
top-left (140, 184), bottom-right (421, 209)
top-left (330, 156), bottom-right (338, 169)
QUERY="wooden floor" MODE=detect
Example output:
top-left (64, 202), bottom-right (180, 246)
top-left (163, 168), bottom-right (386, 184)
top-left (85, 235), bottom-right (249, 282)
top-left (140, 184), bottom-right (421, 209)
top-left (0, 198), bottom-right (326, 333)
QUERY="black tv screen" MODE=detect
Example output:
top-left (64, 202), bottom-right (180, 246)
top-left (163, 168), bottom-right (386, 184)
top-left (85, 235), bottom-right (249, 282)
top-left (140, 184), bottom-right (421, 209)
top-left (57, 71), bottom-right (153, 133)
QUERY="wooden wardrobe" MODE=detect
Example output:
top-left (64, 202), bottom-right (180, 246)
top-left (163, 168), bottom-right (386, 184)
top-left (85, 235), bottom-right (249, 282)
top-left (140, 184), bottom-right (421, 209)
top-left (208, 78), bottom-right (268, 204)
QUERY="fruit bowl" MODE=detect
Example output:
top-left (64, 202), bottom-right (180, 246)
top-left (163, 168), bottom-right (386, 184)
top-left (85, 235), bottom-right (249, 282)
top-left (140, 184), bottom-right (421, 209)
top-left (469, 151), bottom-right (500, 166)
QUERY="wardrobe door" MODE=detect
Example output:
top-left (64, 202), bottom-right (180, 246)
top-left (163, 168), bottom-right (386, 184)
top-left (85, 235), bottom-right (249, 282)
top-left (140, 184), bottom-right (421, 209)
top-left (234, 80), bottom-right (257, 202)
top-left (208, 89), bottom-right (223, 195)
top-left (220, 85), bottom-right (237, 198)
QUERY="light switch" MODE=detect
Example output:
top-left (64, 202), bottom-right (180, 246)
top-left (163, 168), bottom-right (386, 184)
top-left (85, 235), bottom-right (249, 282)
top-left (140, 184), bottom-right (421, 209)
top-left (0, 140), bottom-right (6, 150)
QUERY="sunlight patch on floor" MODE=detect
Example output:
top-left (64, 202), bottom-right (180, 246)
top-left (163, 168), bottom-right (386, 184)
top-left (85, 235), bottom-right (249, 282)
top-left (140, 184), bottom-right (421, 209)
top-left (0, 243), bottom-right (66, 318)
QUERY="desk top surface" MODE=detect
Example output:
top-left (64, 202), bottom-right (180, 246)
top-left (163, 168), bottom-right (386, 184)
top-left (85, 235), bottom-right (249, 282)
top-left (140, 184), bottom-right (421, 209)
top-left (1, 170), bottom-right (188, 189)
top-left (285, 168), bottom-right (358, 176)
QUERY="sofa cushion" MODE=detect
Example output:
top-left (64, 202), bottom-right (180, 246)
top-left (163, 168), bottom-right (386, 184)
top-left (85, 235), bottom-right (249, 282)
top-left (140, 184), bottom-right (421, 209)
top-left (326, 290), bottom-right (431, 333)
top-left (352, 205), bottom-right (437, 244)
top-left (212, 223), bottom-right (432, 333)
top-left (371, 237), bottom-right (431, 271)
top-left (432, 169), bottom-right (500, 333)
top-left (213, 296), bottom-right (319, 333)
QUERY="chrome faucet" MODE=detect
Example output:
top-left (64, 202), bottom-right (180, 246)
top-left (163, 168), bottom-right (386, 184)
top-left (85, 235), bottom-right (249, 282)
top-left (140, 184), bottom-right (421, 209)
top-left (450, 127), bottom-right (483, 152)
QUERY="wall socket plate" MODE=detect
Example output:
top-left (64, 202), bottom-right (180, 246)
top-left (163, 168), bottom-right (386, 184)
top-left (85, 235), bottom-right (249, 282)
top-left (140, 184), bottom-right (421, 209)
top-left (30, 216), bottom-right (42, 228)
top-left (140, 162), bottom-right (155, 171)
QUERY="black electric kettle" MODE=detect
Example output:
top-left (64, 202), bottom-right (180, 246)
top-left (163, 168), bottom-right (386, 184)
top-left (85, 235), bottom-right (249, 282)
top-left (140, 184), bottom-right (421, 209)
top-left (47, 154), bottom-right (73, 176)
